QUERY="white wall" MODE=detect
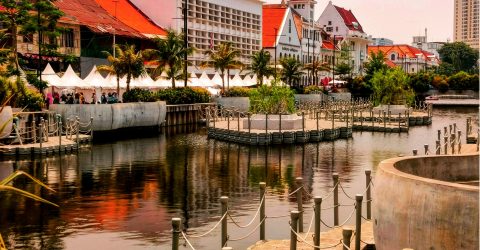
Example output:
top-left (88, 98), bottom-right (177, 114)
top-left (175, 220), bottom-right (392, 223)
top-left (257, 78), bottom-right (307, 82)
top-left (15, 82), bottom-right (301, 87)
top-left (316, 2), bottom-right (349, 38)
top-left (129, 0), bottom-right (178, 29)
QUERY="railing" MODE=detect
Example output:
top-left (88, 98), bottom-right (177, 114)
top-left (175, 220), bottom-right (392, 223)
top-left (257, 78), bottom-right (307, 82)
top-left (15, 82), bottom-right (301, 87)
top-left (171, 170), bottom-right (374, 250)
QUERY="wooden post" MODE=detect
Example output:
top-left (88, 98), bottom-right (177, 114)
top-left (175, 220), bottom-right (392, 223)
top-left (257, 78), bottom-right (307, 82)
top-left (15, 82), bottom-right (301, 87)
top-left (458, 131), bottom-right (462, 153)
top-left (444, 136), bottom-right (448, 155)
top-left (248, 113), bottom-right (251, 134)
top-left (58, 121), bottom-right (62, 154)
top-left (220, 196), bottom-right (228, 248)
top-left (279, 113), bottom-right (282, 133)
top-left (295, 177), bottom-right (304, 232)
top-left (237, 111), bottom-right (240, 132)
top-left (290, 210), bottom-right (300, 250)
top-left (342, 228), bottom-right (353, 250)
top-left (383, 111), bottom-right (386, 129)
top-left (259, 182), bottom-right (266, 241)
top-left (333, 173), bottom-right (339, 226)
top-left (314, 196), bottom-right (322, 248)
top-left (424, 144), bottom-right (429, 155)
top-left (365, 169), bottom-right (371, 219)
top-left (227, 110), bottom-right (230, 130)
top-left (302, 112), bottom-right (305, 133)
top-left (172, 218), bottom-right (181, 250)
top-left (39, 119), bottom-right (43, 153)
top-left (316, 112), bottom-right (319, 131)
top-left (32, 120), bottom-right (36, 143)
top-left (76, 117), bottom-right (80, 150)
top-left (355, 194), bottom-right (363, 250)
top-left (412, 149), bottom-right (418, 156)
top-left (451, 133), bottom-right (456, 154)
top-left (436, 140), bottom-right (440, 155)
top-left (437, 130), bottom-right (441, 142)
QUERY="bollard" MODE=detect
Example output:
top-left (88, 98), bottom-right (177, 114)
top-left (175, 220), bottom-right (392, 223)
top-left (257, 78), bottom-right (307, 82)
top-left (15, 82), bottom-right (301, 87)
top-left (458, 131), bottom-right (462, 153)
top-left (412, 149), bottom-right (418, 156)
top-left (453, 123), bottom-right (457, 134)
top-left (290, 210), bottom-right (300, 250)
top-left (32, 120), bottom-right (36, 143)
top-left (365, 169), bottom-right (371, 219)
top-left (449, 124), bottom-right (452, 135)
top-left (90, 117), bottom-right (94, 142)
top-left (424, 144), bottom-right (429, 155)
top-left (220, 196), bottom-right (228, 248)
top-left (451, 133), bottom-right (456, 154)
top-left (237, 111), bottom-right (240, 132)
top-left (436, 140), bottom-right (440, 155)
top-left (398, 113), bottom-right (401, 131)
top-left (333, 173), bottom-right (339, 226)
top-left (342, 227), bottom-right (353, 250)
top-left (172, 218), bottom-right (181, 250)
top-left (355, 194), bottom-right (363, 250)
top-left (314, 196), bottom-right (322, 248)
top-left (76, 117), bottom-right (80, 150)
top-left (295, 177), bottom-right (304, 232)
top-left (227, 111), bottom-right (230, 130)
top-left (383, 111), bottom-right (386, 129)
top-left (316, 112), bottom-right (319, 131)
top-left (444, 136), bottom-right (448, 154)
top-left (360, 110), bottom-right (363, 127)
top-left (247, 113), bottom-right (251, 134)
top-left (259, 182), bottom-right (266, 241)
top-left (332, 111), bottom-right (335, 130)
top-left (265, 114), bottom-right (268, 142)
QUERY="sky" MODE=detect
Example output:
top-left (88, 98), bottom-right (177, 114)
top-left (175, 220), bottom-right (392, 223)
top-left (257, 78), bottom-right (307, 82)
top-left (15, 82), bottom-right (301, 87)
top-left (263, 0), bottom-right (454, 44)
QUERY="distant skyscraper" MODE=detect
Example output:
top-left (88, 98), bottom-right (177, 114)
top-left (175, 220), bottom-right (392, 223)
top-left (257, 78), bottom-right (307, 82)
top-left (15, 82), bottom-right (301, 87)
top-left (372, 37), bottom-right (394, 46)
top-left (454, 0), bottom-right (479, 49)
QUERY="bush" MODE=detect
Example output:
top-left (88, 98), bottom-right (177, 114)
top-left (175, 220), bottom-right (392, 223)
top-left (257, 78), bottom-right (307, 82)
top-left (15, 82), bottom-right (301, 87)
top-left (157, 87), bottom-right (211, 104)
top-left (371, 68), bottom-right (414, 105)
top-left (14, 89), bottom-right (44, 111)
top-left (438, 80), bottom-right (449, 93)
top-left (409, 72), bottom-right (432, 94)
top-left (122, 88), bottom-right (157, 103)
top-left (303, 85), bottom-right (323, 94)
top-left (223, 87), bottom-right (251, 97)
top-left (249, 85), bottom-right (295, 114)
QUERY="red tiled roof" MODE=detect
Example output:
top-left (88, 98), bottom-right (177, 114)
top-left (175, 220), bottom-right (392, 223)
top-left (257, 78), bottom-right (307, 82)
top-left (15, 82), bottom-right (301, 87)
top-left (368, 45), bottom-right (436, 61)
top-left (94, 0), bottom-right (166, 37)
top-left (292, 11), bottom-right (303, 40)
top-left (385, 59), bottom-right (396, 68)
top-left (322, 41), bottom-right (335, 50)
top-left (262, 5), bottom-right (287, 48)
top-left (54, 0), bottom-right (144, 38)
top-left (334, 5), bottom-right (364, 33)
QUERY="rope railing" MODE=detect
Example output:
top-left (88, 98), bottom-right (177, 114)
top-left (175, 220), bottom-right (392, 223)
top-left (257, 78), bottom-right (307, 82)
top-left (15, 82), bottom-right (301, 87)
top-left (227, 194), bottom-right (265, 228)
top-left (185, 212), bottom-right (228, 239)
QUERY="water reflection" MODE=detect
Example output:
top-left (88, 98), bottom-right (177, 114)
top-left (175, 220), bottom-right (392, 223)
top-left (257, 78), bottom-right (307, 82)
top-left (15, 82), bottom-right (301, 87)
top-left (0, 106), bottom-right (477, 249)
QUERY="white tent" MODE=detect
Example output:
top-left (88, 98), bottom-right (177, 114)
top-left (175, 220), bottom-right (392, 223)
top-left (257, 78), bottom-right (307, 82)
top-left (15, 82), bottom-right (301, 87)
top-left (198, 71), bottom-right (212, 87)
top-left (133, 74), bottom-right (155, 88)
top-left (61, 65), bottom-right (90, 88)
top-left (154, 78), bottom-right (171, 88)
top-left (187, 72), bottom-right (201, 87)
top-left (41, 63), bottom-right (62, 87)
top-left (211, 72), bottom-right (224, 87)
top-left (105, 74), bottom-right (126, 89)
top-left (242, 75), bottom-right (256, 87)
top-left (82, 65), bottom-right (106, 88)
top-left (251, 74), bottom-right (258, 86)
top-left (328, 79), bottom-right (346, 85)
top-left (229, 73), bottom-right (243, 87)
top-left (207, 87), bottom-right (221, 96)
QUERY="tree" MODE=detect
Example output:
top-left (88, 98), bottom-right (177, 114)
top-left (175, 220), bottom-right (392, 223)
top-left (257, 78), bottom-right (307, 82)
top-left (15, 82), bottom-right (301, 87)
top-left (438, 42), bottom-right (479, 74)
top-left (200, 42), bottom-right (243, 92)
top-left (334, 62), bottom-right (352, 79)
top-left (248, 49), bottom-right (273, 86)
top-left (304, 60), bottom-right (329, 84)
top-left (98, 46), bottom-right (123, 95)
top-left (371, 68), bottom-right (414, 106)
top-left (279, 57), bottom-right (303, 86)
top-left (334, 43), bottom-right (353, 78)
top-left (364, 50), bottom-right (388, 81)
top-left (144, 30), bottom-right (194, 88)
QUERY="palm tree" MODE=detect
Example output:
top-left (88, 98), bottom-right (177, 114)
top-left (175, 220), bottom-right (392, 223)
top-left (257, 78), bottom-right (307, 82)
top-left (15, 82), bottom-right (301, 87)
top-left (200, 42), bottom-right (243, 92)
top-left (248, 49), bottom-right (273, 86)
top-left (115, 44), bottom-right (144, 92)
top-left (98, 45), bottom-right (124, 95)
top-left (304, 60), bottom-right (330, 85)
top-left (280, 57), bottom-right (303, 86)
top-left (144, 30), bottom-right (194, 88)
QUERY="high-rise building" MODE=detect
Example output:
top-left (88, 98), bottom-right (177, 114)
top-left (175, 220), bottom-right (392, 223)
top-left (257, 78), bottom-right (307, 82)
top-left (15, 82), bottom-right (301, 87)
top-left (372, 38), bottom-right (394, 46)
top-left (454, 0), bottom-right (479, 49)
top-left (129, 0), bottom-right (263, 73)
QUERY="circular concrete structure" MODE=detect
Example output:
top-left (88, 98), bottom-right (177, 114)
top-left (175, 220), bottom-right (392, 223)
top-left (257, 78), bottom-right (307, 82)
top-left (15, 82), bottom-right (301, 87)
top-left (373, 153), bottom-right (479, 250)
top-left (242, 114), bottom-right (303, 130)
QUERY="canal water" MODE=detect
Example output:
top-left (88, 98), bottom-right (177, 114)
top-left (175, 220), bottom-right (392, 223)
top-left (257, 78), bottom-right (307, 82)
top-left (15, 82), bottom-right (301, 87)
top-left (0, 107), bottom-right (477, 250)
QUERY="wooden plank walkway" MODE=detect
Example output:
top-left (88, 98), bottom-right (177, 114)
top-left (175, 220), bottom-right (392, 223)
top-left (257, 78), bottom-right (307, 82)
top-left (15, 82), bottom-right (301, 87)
top-left (0, 135), bottom-right (91, 156)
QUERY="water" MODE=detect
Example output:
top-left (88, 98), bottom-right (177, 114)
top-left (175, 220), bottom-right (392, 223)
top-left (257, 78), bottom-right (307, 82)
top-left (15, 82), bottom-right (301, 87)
top-left (0, 107), bottom-right (477, 250)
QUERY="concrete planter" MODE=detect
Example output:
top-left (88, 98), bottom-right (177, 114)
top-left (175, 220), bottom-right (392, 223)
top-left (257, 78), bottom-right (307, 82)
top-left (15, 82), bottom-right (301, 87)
top-left (374, 154), bottom-right (479, 250)
top-left (243, 114), bottom-right (302, 130)
top-left (213, 97), bottom-right (250, 112)
top-left (294, 94), bottom-right (325, 104)
top-left (0, 106), bottom-right (13, 139)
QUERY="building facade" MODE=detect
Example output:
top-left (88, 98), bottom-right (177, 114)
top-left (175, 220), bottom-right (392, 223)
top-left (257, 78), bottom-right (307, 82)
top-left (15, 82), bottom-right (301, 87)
top-left (411, 29), bottom-right (445, 58)
top-left (372, 37), bottom-right (394, 46)
top-left (454, 0), bottom-right (479, 49)
top-left (368, 45), bottom-right (440, 73)
top-left (317, 1), bottom-right (372, 75)
top-left (130, 0), bottom-right (263, 73)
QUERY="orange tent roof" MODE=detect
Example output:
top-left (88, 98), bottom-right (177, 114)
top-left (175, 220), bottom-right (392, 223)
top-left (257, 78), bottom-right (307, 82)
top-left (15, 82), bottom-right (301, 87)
top-left (95, 0), bottom-right (166, 37)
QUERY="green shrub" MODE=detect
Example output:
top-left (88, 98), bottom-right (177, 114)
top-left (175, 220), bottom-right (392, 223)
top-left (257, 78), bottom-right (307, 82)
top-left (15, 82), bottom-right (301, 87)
top-left (27, 74), bottom-right (49, 93)
top-left (249, 85), bottom-right (295, 114)
top-left (157, 87), bottom-right (211, 104)
top-left (438, 80), bottom-right (449, 93)
top-left (223, 87), bottom-right (251, 97)
top-left (14, 89), bottom-right (44, 111)
top-left (303, 85), bottom-right (323, 94)
top-left (122, 88), bottom-right (157, 102)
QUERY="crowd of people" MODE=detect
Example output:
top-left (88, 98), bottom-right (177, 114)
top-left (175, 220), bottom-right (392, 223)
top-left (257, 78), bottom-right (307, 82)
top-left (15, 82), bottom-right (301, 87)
top-left (45, 92), bottom-right (120, 107)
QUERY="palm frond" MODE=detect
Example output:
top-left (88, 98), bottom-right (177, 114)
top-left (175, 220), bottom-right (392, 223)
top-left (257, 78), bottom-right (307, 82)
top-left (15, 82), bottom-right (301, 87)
top-left (0, 171), bottom-right (56, 193)
top-left (0, 185), bottom-right (58, 207)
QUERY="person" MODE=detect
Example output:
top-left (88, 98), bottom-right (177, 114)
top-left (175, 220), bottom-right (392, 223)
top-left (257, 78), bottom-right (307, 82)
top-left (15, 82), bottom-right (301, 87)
top-left (79, 92), bottom-right (85, 104)
top-left (67, 94), bottom-right (74, 104)
top-left (53, 92), bottom-right (60, 104)
top-left (101, 93), bottom-right (107, 104)
top-left (91, 93), bottom-right (97, 104)
top-left (45, 93), bottom-right (52, 109)
top-left (60, 93), bottom-right (67, 103)
top-left (74, 93), bottom-right (80, 104)
top-left (107, 92), bottom-right (114, 104)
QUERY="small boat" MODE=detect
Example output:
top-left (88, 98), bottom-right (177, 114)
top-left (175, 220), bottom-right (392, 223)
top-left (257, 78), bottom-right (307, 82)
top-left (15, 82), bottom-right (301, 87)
top-left (425, 95), bottom-right (439, 100)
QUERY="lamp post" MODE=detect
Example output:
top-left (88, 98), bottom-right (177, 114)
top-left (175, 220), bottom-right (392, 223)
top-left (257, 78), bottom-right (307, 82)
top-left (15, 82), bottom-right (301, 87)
top-left (113, 0), bottom-right (118, 58)
top-left (183, 0), bottom-right (189, 87)
top-left (274, 28), bottom-right (278, 80)
top-left (332, 35), bottom-right (336, 85)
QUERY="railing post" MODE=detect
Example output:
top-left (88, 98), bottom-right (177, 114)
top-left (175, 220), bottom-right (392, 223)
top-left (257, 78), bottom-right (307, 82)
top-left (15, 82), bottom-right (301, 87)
top-left (355, 194), bottom-right (363, 250)
top-left (436, 140), bottom-right (440, 155)
top-left (259, 182), bottom-right (266, 241)
top-left (412, 149), bottom-right (418, 156)
top-left (437, 129), bottom-right (441, 142)
top-left (227, 110), bottom-right (230, 130)
top-left (458, 131), bottom-right (462, 153)
top-left (451, 133), bottom-right (456, 154)
top-left (172, 218), bottom-right (181, 250)
top-left (295, 177), bottom-right (303, 232)
top-left (365, 169), bottom-right (371, 219)
top-left (424, 144), bottom-right (429, 155)
top-left (383, 111), bottom-right (386, 129)
top-left (316, 111), bottom-right (319, 131)
top-left (32, 120), bottom-right (36, 143)
top-left (314, 196), bottom-right (322, 248)
top-left (39, 118), bottom-right (44, 153)
top-left (333, 173), bottom-right (339, 226)
top-left (279, 113), bottom-right (282, 133)
top-left (342, 227), bottom-right (353, 250)
top-left (290, 210), bottom-right (300, 250)
top-left (58, 120), bottom-right (62, 154)
top-left (444, 135), bottom-right (448, 155)
top-left (237, 111), bottom-right (240, 132)
top-left (220, 196), bottom-right (228, 248)
top-left (76, 117), bottom-right (80, 150)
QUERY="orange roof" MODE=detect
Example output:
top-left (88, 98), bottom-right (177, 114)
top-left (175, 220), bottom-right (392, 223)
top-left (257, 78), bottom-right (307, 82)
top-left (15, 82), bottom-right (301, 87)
top-left (322, 41), bottom-right (335, 50)
top-left (368, 45), bottom-right (436, 61)
top-left (385, 59), bottom-right (396, 68)
top-left (292, 11), bottom-right (303, 40)
top-left (94, 0), bottom-right (166, 37)
top-left (262, 5), bottom-right (287, 48)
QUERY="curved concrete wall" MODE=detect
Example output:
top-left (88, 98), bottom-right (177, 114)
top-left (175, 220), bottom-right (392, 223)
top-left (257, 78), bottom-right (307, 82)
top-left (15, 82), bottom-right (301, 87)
top-left (373, 154), bottom-right (479, 250)
top-left (50, 102), bottom-right (166, 131)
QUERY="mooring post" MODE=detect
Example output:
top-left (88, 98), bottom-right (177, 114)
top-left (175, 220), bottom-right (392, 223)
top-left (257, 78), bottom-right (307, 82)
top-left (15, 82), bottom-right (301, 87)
top-left (342, 227), bottom-right (353, 250)
top-left (365, 169), bottom-right (371, 219)
top-left (316, 112), bottom-right (319, 131)
top-left (259, 182), bottom-right (266, 241)
top-left (227, 110), bottom-right (230, 130)
top-left (360, 110), bottom-right (363, 127)
top-left (295, 177), bottom-right (304, 232)
top-left (424, 144), bottom-right (429, 155)
top-left (412, 149), bottom-right (418, 156)
top-left (290, 210), bottom-right (300, 250)
top-left (437, 129), bottom-right (441, 142)
top-left (76, 117), bottom-right (80, 150)
top-left (355, 194), bottom-right (363, 250)
top-left (451, 133), bottom-right (456, 154)
top-left (171, 218), bottom-right (181, 250)
top-left (213, 108), bottom-right (217, 129)
top-left (436, 140), bottom-right (440, 155)
top-left (58, 120), bottom-right (62, 154)
top-left (265, 114), bottom-right (268, 142)
top-left (458, 131), bottom-right (462, 153)
top-left (32, 120), bottom-right (36, 143)
top-left (383, 111), bottom-right (386, 129)
top-left (237, 111), bottom-right (240, 132)
top-left (406, 109), bottom-right (410, 130)
top-left (220, 196), bottom-right (228, 248)
top-left (247, 113), bottom-right (251, 134)
top-left (332, 111), bottom-right (335, 130)
top-left (279, 113), bottom-right (282, 133)
top-left (444, 135), bottom-right (448, 154)
top-left (333, 173), bottom-right (339, 226)
top-left (302, 112), bottom-right (305, 133)
top-left (398, 113), bottom-right (401, 131)
top-left (314, 196), bottom-right (322, 248)
top-left (453, 123), bottom-right (457, 134)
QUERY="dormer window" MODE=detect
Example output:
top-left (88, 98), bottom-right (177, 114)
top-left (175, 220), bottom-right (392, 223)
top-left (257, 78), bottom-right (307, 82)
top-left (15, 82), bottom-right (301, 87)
top-left (328, 21), bottom-right (332, 25)
top-left (390, 53), bottom-right (396, 61)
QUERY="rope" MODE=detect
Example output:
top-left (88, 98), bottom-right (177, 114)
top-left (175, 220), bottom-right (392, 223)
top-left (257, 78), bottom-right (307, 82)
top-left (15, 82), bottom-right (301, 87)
top-left (341, 239), bottom-right (352, 250)
top-left (180, 231), bottom-right (196, 250)
top-left (186, 212), bottom-right (227, 238)
top-left (361, 215), bottom-right (372, 221)
top-left (301, 208), bottom-right (315, 241)
top-left (289, 224), bottom-right (342, 249)
top-left (288, 186), bottom-right (304, 196)
top-left (266, 214), bottom-right (290, 219)
top-left (228, 217), bottom-right (266, 241)
top-left (320, 204), bottom-right (357, 229)
top-left (227, 194), bottom-right (265, 228)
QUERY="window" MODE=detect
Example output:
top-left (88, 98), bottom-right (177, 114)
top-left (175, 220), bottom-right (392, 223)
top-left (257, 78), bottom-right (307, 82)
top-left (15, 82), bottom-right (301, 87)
top-left (390, 53), bottom-right (396, 61)
top-left (328, 21), bottom-right (332, 25)
top-left (335, 26), bottom-right (338, 32)
top-left (326, 27), bottom-right (333, 32)
top-left (62, 29), bottom-right (74, 48)
top-left (280, 53), bottom-right (283, 58)
top-left (289, 19), bottom-right (291, 33)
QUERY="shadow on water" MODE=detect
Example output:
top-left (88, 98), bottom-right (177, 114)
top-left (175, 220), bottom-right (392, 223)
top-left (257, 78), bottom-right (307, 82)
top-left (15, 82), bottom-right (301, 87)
top-left (0, 106), bottom-right (477, 249)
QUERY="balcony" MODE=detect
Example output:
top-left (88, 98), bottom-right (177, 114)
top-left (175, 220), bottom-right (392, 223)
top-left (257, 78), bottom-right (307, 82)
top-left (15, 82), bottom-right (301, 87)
top-left (346, 30), bottom-right (372, 42)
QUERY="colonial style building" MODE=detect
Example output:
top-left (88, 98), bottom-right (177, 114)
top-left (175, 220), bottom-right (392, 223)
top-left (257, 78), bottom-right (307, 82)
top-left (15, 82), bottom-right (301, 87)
top-left (367, 45), bottom-right (440, 73)
top-left (317, 1), bottom-right (372, 74)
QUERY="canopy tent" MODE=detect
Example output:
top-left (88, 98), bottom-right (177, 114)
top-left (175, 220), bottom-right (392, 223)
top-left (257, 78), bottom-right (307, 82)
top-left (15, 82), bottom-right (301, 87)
top-left (206, 87), bottom-right (221, 96)
top-left (82, 65), bottom-right (106, 88)
top-left (198, 71), bottom-right (212, 87)
top-left (61, 65), bottom-right (91, 89)
top-left (41, 63), bottom-right (62, 87)
top-left (229, 73), bottom-right (243, 87)
top-left (187, 72), bottom-right (201, 87)
top-left (133, 74), bottom-right (155, 88)
top-left (211, 72), bottom-right (224, 87)
top-left (251, 74), bottom-right (258, 86)
top-left (155, 78), bottom-right (172, 88)
top-left (105, 74), bottom-right (127, 89)
top-left (242, 75), bottom-right (256, 87)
